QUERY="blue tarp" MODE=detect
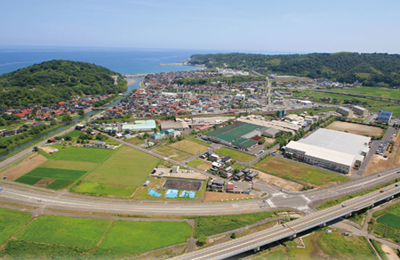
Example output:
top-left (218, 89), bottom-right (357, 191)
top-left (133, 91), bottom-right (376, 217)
top-left (143, 180), bottom-right (150, 186)
top-left (165, 189), bottom-right (178, 198)
top-left (148, 188), bottom-right (161, 197)
top-left (178, 190), bottom-right (196, 198)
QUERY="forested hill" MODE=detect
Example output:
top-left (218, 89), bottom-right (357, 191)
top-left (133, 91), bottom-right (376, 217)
top-left (0, 60), bottom-right (127, 108)
top-left (189, 52), bottom-right (400, 87)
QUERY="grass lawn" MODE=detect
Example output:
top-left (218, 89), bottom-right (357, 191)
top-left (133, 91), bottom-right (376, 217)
top-left (65, 130), bottom-right (81, 138)
top-left (152, 145), bottom-right (190, 161)
top-left (99, 221), bottom-right (192, 253)
top-left (126, 137), bottom-right (144, 145)
top-left (40, 159), bottom-right (97, 171)
top-left (40, 146), bottom-right (115, 163)
top-left (0, 207), bottom-right (32, 245)
top-left (105, 138), bottom-right (120, 146)
top-left (71, 181), bottom-right (136, 198)
top-left (214, 147), bottom-right (255, 162)
top-left (253, 156), bottom-right (349, 187)
top-left (81, 146), bottom-right (159, 193)
top-left (231, 163), bottom-right (247, 172)
top-left (168, 139), bottom-right (209, 155)
top-left (16, 215), bottom-right (110, 249)
top-left (187, 158), bottom-right (212, 171)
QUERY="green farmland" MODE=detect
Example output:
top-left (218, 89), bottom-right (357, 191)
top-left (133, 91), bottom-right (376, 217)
top-left (99, 221), bottom-right (192, 253)
top-left (253, 156), bottom-right (350, 187)
top-left (371, 201), bottom-right (400, 243)
top-left (14, 167), bottom-right (87, 190)
top-left (0, 211), bottom-right (193, 258)
top-left (40, 146), bottom-right (115, 163)
top-left (0, 208), bottom-right (32, 245)
top-left (214, 147), bottom-right (255, 162)
top-left (40, 159), bottom-right (97, 171)
top-left (75, 146), bottom-right (159, 197)
top-left (330, 87), bottom-right (400, 99)
top-left (16, 215), bottom-right (111, 249)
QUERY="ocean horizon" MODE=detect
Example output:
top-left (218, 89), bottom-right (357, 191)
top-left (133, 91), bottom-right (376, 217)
top-left (0, 46), bottom-right (298, 75)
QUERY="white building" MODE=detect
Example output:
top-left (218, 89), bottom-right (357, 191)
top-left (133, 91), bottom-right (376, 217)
top-left (285, 128), bottom-right (371, 174)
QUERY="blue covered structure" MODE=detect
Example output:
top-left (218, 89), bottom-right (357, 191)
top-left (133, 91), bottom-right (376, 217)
top-left (377, 110), bottom-right (392, 123)
top-left (165, 189), bottom-right (179, 198)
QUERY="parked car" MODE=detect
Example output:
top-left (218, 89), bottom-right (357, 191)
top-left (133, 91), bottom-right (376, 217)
top-left (380, 190), bottom-right (384, 193)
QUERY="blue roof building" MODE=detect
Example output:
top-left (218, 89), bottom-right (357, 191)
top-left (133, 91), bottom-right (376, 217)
top-left (377, 110), bottom-right (392, 123)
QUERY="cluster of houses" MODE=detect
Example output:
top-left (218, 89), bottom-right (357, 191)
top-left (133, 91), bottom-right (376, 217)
top-left (2, 94), bottom-right (113, 121)
top-left (201, 151), bottom-right (258, 181)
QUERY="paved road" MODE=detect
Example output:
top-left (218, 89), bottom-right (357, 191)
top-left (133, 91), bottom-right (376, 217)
top-left (171, 184), bottom-right (400, 260)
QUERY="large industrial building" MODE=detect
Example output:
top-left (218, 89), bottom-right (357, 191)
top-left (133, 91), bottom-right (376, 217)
top-left (377, 110), bottom-right (393, 123)
top-left (284, 128), bottom-right (371, 174)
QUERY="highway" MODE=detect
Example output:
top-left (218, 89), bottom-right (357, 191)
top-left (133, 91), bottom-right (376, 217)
top-left (172, 183), bottom-right (400, 260)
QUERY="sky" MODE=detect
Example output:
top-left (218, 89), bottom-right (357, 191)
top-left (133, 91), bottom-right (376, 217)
top-left (1, 0), bottom-right (399, 54)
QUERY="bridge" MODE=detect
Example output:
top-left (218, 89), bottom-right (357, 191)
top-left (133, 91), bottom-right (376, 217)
top-left (172, 183), bottom-right (400, 260)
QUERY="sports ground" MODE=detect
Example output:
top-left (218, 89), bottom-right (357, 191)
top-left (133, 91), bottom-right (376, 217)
top-left (205, 122), bottom-right (260, 142)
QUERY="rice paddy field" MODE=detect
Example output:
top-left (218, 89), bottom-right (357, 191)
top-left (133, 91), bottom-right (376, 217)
top-left (14, 167), bottom-right (87, 190)
top-left (0, 211), bottom-right (193, 258)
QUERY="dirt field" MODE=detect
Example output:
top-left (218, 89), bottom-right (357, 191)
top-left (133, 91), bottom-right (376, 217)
top-left (364, 132), bottom-right (400, 176)
top-left (203, 192), bottom-right (256, 202)
top-left (326, 121), bottom-right (383, 136)
top-left (34, 178), bottom-right (56, 187)
top-left (163, 180), bottom-right (202, 191)
top-left (381, 244), bottom-right (400, 260)
top-left (40, 146), bottom-right (56, 153)
top-left (252, 169), bottom-right (304, 191)
top-left (0, 153), bottom-right (47, 181)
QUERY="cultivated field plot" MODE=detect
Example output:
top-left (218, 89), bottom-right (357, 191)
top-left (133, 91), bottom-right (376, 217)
top-left (152, 145), bottom-right (190, 161)
top-left (163, 180), bottom-right (202, 191)
top-left (14, 167), bottom-right (87, 190)
top-left (0, 207), bottom-right (32, 245)
top-left (40, 146), bottom-right (115, 163)
top-left (78, 146), bottom-right (159, 197)
top-left (0, 153), bottom-right (47, 181)
top-left (252, 169), bottom-right (304, 191)
top-left (373, 202), bottom-right (400, 243)
top-left (187, 158), bottom-right (212, 171)
top-left (16, 215), bottom-right (110, 249)
top-left (99, 221), bottom-right (192, 253)
top-left (125, 137), bottom-right (144, 145)
top-left (247, 229), bottom-right (377, 260)
top-left (40, 160), bottom-right (97, 171)
top-left (168, 139), bottom-right (209, 155)
top-left (253, 156), bottom-right (350, 188)
top-left (215, 147), bottom-right (255, 162)
top-left (325, 121), bottom-right (383, 136)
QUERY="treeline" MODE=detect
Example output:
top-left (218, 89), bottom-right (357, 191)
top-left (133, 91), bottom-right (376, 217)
top-left (189, 52), bottom-right (400, 87)
top-left (0, 121), bottom-right (62, 151)
top-left (0, 60), bottom-right (127, 108)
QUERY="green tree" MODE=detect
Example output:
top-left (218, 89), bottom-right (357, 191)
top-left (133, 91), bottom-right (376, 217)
top-left (0, 117), bottom-right (6, 126)
top-left (78, 109), bottom-right (84, 116)
top-left (61, 114), bottom-right (72, 122)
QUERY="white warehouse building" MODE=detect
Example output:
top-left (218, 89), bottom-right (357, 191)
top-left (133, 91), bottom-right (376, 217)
top-left (284, 128), bottom-right (371, 174)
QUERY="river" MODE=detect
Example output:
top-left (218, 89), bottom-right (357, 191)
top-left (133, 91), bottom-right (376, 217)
top-left (0, 77), bottom-right (143, 159)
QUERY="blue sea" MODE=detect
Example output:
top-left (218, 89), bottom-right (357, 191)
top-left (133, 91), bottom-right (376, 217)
top-left (0, 46), bottom-right (230, 75)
